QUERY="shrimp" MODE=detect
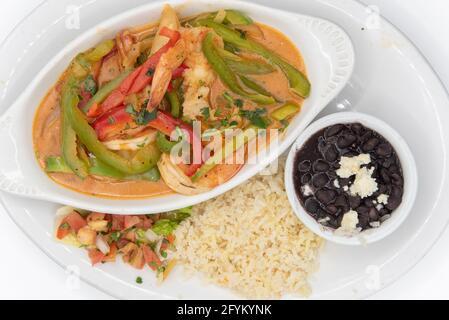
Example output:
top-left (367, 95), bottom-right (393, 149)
top-left (157, 153), bottom-right (242, 195)
top-left (147, 39), bottom-right (186, 110)
top-left (179, 27), bottom-right (216, 119)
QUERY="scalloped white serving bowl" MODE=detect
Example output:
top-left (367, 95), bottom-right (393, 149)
top-left (285, 112), bottom-right (418, 245)
top-left (0, 0), bottom-right (354, 214)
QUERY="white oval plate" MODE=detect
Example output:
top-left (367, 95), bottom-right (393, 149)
top-left (0, 0), bottom-right (354, 214)
top-left (0, 0), bottom-right (448, 299)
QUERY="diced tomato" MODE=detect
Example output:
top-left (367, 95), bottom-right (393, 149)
top-left (56, 220), bottom-right (72, 240)
top-left (92, 105), bottom-right (133, 141)
top-left (136, 216), bottom-right (153, 229)
top-left (102, 243), bottom-right (118, 263)
top-left (65, 211), bottom-right (87, 233)
top-left (124, 230), bottom-right (136, 242)
top-left (116, 238), bottom-right (130, 249)
top-left (111, 215), bottom-right (125, 231)
top-left (86, 212), bottom-right (106, 223)
top-left (142, 245), bottom-right (162, 271)
top-left (166, 234), bottom-right (175, 245)
top-left (124, 215), bottom-right (141, 229)
top-left (88, 249), bottom-right (105, 266)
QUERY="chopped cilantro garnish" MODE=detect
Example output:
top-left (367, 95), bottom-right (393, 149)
top-left (239, 108), bottom-right (269, 129)
top-left (83, 75), bottom-right (97, 96)
top-left (136, 276), bottom-right (143, 284)
top-left (136, 53), bottom-right (147, 67)
top-left (229, 120), bottom-right (238, 127)
top-left (110, 231), bottom-right (121, 241)
top-left (59, 222), bottom-right (70, 230)
top-left (125, 102), bottom-right (157, 126)
top-left (200, 107), bottom-right (210, 120)
top-left (107, 116), bottom-right (115, 125)
top-left (146, 68), bottom-right (155, 77)
top-left (234, 99), bottom-right (244, 108)
top-left (160, 251), bottom-right (168, 258)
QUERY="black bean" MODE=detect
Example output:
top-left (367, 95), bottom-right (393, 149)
top-left (376, 143), bottom-right (392, 157)
top-left (326, 205), bottom-right (339, 215)
top-left (368, 208), bottom-right (379, 221)
top-left (382, 157), bottom-right (395, 168)
top-left (386, 186), bottom-right (403, 211)
top-left (348, 195), bottom-right (361, 209)
top-left (325, 124), bottom-right (344, 138)
top-left (391, 173), bottom-right (403, 186)
top-left (301, 173), bottom-right (312, 184)
top-left (305, 198), bottom-right (320, 214)
top-left (357, 211), bottom-right (370, 229)
top-left (379, 208), bottom-right (390, 216)
top-left (324, 145), bottom-right (339, 162)
top-left (351, 123), bottom-right (364, 135)
top-left (364, 198), bottom-right (375, 208)
top-left (342, 150), bottom-right (359, 157)
top-left (335, 195), bottom-right (348, 208)
top-left (362, 138), bottom-right (379, 152)
top-left (357, 206), bottom-right (369, 215)
top-left (312, 173), bottom-right (329, 188)
top-left (337, 134), bottom-right (357, 148)
top-left (313, 159), bottom-right (330, 172)
top-left (380, 168), bottom-right (391, 184)
top-left (298, 160), bottom-right (311, 172)
top-left (316, 189), bottom-right (337, 205)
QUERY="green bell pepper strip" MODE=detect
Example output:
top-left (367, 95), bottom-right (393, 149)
top-left (166, 78), bottom-right (182, 118)
top-left (64, 81), bottom-right (161, 175)
top-left (84, 39), bottom-right (115, 62)
top-left (216, 47), bottom-right (275, 75)
top-left (45, 156), bottom-right (72, 174)
top-left (46, 156), bottom-right (160, 182)
top-left (156, 132), bottom-right (179, 153)
top-left (191, 128), bottom-right (257, 182)
top-left (82, 70), bottom-right (132, 114)
top-left (61, 79), bottom-right (89, 178)
top-left (197, 20), bottom-right (311, 98)
top-left (239, 75), bottom-right (273, 97)
top-left (271, 102), bottom-right (301, 121)
top-left (202, 33), bottom-right (275, 105)
top-left (224, 10), bottom-right (253, 25)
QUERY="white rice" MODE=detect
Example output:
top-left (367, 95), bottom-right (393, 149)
top-left (174, 160), bottom-right (324, 299)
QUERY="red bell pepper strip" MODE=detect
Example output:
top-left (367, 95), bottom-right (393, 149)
top-left (97, 66), bottom-right (143, 115)
top-left (128, 27), bottom-right (181, 94)
top-left (92, 105), bottom-right (134, 141)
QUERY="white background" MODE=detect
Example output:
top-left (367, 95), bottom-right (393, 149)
top-left (0, 0), bottom-right (448, 299)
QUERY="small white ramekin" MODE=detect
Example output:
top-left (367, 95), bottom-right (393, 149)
top-left (285, 112), bottom-right (418, 245)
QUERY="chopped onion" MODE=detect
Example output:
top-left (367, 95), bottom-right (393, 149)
top-left (96, 235), bottom-right (110, 255)
top-left (145, 229), bottom-right (160, 242)
top-left (55, 206), bottom-right (75, 217)
top-left (214, 9), bottom-right (227, 24)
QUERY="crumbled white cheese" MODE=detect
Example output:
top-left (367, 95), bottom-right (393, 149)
top-left (343, 186), bottom-right (349, 192)
top-left (336, 154), bottom-right (371, 178)
top-left (350, 167), bottom-right (378, 199)
top-left (302, 184), bottom-right (314, 196)
top-left (336, 153), bottom-right (378, 199)
top-left (370, 221), bottom-right (381, 228)
top-left (333, 179), bottom-right (340, 188)
top-left (377, 194), bottom-right (389, 205)
top-left (335, 210), bottom-right (360, 236)
top-left (318, 217), bottom-right (331, 224)
top-left (376, 204), bottom-right (384, 211)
